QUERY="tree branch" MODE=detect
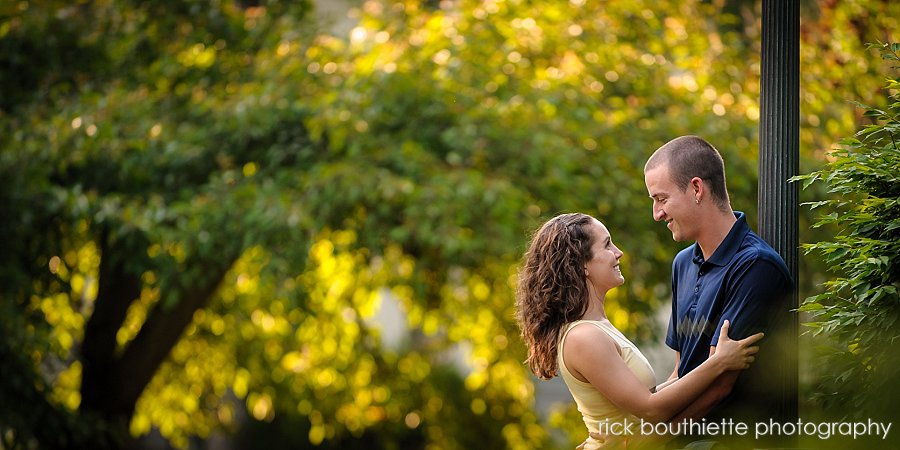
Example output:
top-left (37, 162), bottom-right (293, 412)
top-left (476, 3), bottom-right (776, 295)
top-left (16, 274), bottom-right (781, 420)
top-left (110, 252), bottom-right (239, 418)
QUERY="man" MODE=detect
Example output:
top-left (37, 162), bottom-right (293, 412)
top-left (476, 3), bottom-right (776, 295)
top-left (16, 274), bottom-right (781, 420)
top-left (643, 135), bottom-right (794, 447)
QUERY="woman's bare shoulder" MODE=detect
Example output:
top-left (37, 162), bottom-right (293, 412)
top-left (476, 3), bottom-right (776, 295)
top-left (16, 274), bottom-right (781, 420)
top-left (564, 322), bottom-right (619, 356)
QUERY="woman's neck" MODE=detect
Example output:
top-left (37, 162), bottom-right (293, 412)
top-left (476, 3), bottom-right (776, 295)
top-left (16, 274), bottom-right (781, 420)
top-left (580, 289), bottom-right (608, 321)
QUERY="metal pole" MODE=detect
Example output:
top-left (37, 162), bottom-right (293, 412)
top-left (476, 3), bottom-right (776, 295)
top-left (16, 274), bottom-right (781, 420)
top-left (758, 0), bottom-right (799, 428)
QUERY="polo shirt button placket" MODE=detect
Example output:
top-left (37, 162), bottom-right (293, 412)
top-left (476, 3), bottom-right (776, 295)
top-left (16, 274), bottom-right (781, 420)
top-left (694, 267), bottom-right (704, 294)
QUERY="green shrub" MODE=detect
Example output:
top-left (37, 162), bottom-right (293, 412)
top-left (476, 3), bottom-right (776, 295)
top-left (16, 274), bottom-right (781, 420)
top-left (794, 42), bottom-right (900, 422)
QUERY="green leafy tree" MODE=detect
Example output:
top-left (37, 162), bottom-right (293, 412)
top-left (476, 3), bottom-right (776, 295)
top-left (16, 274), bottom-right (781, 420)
top-left (794, 42), bottom-right (900, 447)
top-left (1, 1), bottom-right (318, 447)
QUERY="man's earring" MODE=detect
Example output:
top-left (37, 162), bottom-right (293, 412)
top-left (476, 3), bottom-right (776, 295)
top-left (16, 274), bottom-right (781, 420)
top-left (695, 198), bottom-right (700, 204)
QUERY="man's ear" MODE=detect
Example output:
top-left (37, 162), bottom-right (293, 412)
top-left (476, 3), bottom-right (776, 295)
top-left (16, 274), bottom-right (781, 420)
top-left (690, 176), bottom-right (704, 195)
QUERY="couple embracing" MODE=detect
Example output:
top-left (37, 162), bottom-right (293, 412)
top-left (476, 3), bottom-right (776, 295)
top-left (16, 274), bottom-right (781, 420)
top-left (516, 136), bottom-right (794, 449)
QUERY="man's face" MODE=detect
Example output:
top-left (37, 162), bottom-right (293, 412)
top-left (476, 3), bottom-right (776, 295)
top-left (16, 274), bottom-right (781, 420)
top-left (644, 165), bottom-right (696, 242)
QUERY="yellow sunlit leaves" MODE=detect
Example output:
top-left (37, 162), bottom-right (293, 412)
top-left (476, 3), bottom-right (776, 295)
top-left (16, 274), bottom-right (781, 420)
top-left (250, 309), bottom-right (288, 335)
top-left (208, 316), bottom-right (226, 336)
top-left (297, 399), bottom-right (313, 415)
top-left (746, 104), bottom-right (760, 121)
top-left (432, 48), bottom-right (451, 65)
top-left (404, 411), bottom-right (422, 428)
top-left (177, 43), bottom-right (217, 69)
top-left (149, 123), bottom-right (162, 138)
top-left (133, 362), bottom-right (218, 450)
top-left (233, 368), bottom-right (250, 399)
top-left (147, 241), bottom-right (187, 263)
top-left (612, 308), bottom-right (630, 330)
top-left (350, 26), bottom-right (367, 45)
top-left (242, 161), bottom-right (257, 177)
top-left (308, 423), bottom-right (326, 445)
top-left (397, 354), bottom-right (430, 382)
top-left (465, 371), bottom-right (487, 391)
top-left (130, 413), bottom-right (152, 437)
top-left (29, 240), bottom-right (99, 413)
top-left (248, 392), bottom-right (274, 421)
top-left (123, 228), bottom-right (417, 445)
top-left (48, 255), bottom-right (62, 274)
top-left (280, 350), bottom-right (308, 373)
top-left (559, 50), bottom-right (584, 76)
top-left (117, 281), bottom-right (157, 349)
top-left (51, 361), bottom-right (82, 410)
top-left (470, 398), bottom-right (487, 415)
top-left (276, 40), bottom-right (292, 57)
top-left (422, 313), bottom-right (440, 336)
top-left (216, 403), bottom-right (235, 425)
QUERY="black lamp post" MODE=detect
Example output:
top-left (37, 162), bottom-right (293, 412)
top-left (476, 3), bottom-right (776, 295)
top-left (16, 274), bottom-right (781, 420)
top-left (758, 0), bottom-right (799, 427)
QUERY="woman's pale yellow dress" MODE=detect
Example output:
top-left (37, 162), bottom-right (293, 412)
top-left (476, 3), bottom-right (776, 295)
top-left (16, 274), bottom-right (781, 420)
top-left (557, 320), bottom-right (657, 450)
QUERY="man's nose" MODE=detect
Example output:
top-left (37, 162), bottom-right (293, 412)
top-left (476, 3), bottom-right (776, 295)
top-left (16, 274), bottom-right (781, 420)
top-left (653, 205), bottom-right (665, 221)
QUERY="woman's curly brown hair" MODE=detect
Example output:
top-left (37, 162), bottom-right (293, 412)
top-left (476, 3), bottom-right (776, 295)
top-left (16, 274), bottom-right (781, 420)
top-left (515, 213), bottom-right (596, 380)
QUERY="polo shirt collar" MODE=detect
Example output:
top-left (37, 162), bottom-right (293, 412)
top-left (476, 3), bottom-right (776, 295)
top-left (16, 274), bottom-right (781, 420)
top-left (691, 211), bottom-right (750, 266)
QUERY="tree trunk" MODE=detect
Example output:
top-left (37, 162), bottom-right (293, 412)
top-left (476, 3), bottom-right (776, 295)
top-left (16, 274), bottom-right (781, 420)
top-left (79, 230), bottom-right (239, 449)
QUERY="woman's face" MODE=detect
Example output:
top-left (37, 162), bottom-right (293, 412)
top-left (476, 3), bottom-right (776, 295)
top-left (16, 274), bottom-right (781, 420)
top-left (584, 219), bottom-right (624, 293)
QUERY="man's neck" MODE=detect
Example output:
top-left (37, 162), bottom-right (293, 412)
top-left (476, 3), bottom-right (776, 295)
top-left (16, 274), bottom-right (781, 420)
top-left (695, 210), bottom-right (737, 260)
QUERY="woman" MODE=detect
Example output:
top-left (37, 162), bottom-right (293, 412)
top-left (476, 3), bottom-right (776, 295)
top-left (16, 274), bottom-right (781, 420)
top-left (515, 213), bottom-right (762, 449)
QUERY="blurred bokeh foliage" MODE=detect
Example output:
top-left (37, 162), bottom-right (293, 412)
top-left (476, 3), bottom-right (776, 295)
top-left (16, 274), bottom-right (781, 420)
top-left (0, 0), bottom-right (898, 449)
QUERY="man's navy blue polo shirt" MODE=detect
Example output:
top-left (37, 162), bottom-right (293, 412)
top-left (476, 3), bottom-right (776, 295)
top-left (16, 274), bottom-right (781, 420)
top-left (664, 211), bottom-right (792, 382)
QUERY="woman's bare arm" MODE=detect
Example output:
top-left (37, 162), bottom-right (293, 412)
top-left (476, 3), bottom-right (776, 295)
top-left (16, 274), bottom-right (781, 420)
top-left (564, 320), bottom-right (761, 422)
